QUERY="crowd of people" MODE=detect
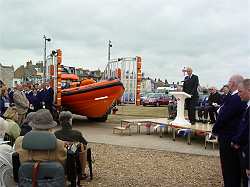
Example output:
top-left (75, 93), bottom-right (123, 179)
top-left (182, 69), bottom-right (249, 186)
top-left (0, 82), bottom-right (54, 122)
top-left (0, 81), bottom-right (89, 185)
top-left (0, 70), bottom-right (249, 186)
top-left (212, 76), bottom-right (250, 187)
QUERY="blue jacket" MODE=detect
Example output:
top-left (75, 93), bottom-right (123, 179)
top-left (232, 106), bottom-right (249, 170)
top-left (38, 88), bottom-right (54, 106)
top-left (37, 89), bottom-right (46, 106)
top-left (25, 91), bottom-right (34, 103)
top-left (29, 92), bottom-right (42, 111)
top-left (220, 93), bottom-right (230, 105)
top-left (212, 93), bottom-right (247, 139)
top-left (231, 106), bottom-right (249, 146)
top-left (44, 87), bottom-right (54, 106)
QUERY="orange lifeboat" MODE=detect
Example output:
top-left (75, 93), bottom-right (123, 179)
top-left (80, 79), bottom-right (96, 86)
top-left (61, 79), bottom-right (124, 121)
top-left (61, 74), bottom-right (79, 80)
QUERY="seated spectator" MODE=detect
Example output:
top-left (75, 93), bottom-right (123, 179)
top-left (14, 109), bottom-right (66, 166)
top-left (55, 111), bottom-right (87, 145)
top-left (55, 111), bottom-right (88, 178)
top-left (20, 112), bottom-right (35, 136)
top-left (207, 87), bottom-right (221, 124)
top-left (220, 84), bottom-right (230, 105)
top-left (3, 106), bottom-right (21, 140)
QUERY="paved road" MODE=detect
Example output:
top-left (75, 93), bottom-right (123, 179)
top-left (69, 114), bottom-right (219, 157)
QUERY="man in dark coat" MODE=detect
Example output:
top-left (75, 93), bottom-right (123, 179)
top-left (207, 87), bottom-right (221, 124)
top-left (36, 84), bottom-right (44, 110)
top-left (54, 111), bottom-right (88, 178)
top-left (54, 111), bottom-right (87, 145)
top-left (212, 75), bottom-right (247, 187)
top-left (40, 83), bottom-right (54, 113)
top-left (231, 78), bottom-right (250, 186)
top-left (220, 85), bottom-right (230, 105)
top-left (29, 88), bottom-right (42, 112)
top-left (183, 67), bottom-right (199, 124)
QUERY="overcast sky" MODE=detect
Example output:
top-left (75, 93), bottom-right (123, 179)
top-left (0, 0), bottom-right (249, 87)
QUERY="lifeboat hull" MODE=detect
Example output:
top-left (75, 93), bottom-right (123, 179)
top-left (61, 79), bottom-right (124, 119)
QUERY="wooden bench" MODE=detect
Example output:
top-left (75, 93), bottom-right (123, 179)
top-left (113, 122), bottom-right (131, 135)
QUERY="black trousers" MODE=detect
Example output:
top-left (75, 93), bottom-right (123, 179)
top-left (207, 106), bottom-right (218, 123)
top-left (219, 136), bottom-right (242, 187)
top-left (185, 97), bottom-right (197, 124)
top-left (240, 148), bottom-right (249, 187)
top-left (197, 106), bottom-right (208, 119)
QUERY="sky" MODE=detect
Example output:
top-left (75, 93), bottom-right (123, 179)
top-left (0, 0), bottom-right (249, 88)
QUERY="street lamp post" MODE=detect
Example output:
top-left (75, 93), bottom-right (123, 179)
top-left (108, 40), bottom-right (112, 62)
top-left (43, 35), bottom-right (51, 83)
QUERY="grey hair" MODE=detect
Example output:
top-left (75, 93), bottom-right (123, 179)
top-left (59, 111), bottom-right (73, 127)
top-left (23, 112), bottom-right (35, 124)
top-left (242, 78), bottom-right (250, 90)
top-left (230, 74), bottom-right (244, 86)
top-left (186, 67), bottom-right (193, 72)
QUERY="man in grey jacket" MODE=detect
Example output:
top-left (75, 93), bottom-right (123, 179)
top-left (13, 84), bottom-right (29, 125)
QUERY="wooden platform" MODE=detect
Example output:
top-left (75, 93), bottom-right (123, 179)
top-left (120, 118), bottom-right (215, 146)
top-left (121, 118), bottom-right (212, 132)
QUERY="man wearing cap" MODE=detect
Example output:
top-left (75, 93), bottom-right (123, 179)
top-left (15, 109), bottom-right (66, 165)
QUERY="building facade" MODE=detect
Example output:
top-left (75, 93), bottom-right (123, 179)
top-left (14, 61), bottom-right (43, 84)
top-left (141, 78), bottom-right (155, 93)
top-left (0, 63), bottom-right (14, 87)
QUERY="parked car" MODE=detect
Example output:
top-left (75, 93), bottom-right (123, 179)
top-left (140, 92), bottom-right (153, 104)
top-left (142, 93), bottom-right (171, 106)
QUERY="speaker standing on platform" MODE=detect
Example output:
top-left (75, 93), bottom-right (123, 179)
top-left (182, 67), bottom-right (199, 125)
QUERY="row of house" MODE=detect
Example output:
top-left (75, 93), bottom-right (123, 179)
top-left (0, 60), bottom-right (103, 87)
top-left (1, 60), bottom-right (173, 93)
top-left (140, 77), bottom-right (178, 93)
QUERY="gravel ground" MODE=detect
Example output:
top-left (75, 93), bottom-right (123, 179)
top-left (81, 143), bottom-right (223, 187)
